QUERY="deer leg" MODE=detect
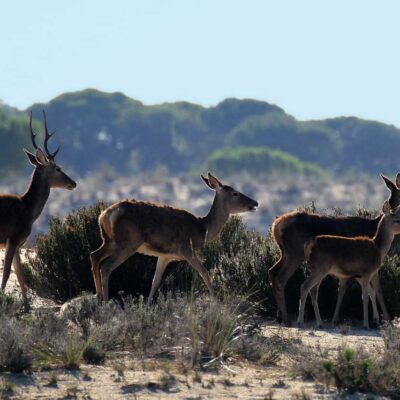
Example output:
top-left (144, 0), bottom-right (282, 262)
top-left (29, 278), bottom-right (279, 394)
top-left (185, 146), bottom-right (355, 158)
top-left (355, 277), bottom-right (379, 324)
top-left (332, 278), bottom-right (349, 325)
top-left (268, 256), bottom-right (285, 321)
top-left (1, 240), bottom-right (18, 292)
top-left (147, 257), bottom-right (171, 305)
top-left (360, 277), bottom-right (370, 329)
top-left (370, 273), bottom-right (390, 321)
top-left (297, 273), bottom-right (325, 327)
top-left (269, 253), bottom-right (303, 325)
top-left (310, 282), bottom-right (323, 328)
top-left (186, 255), bottom-right (214, 297)
top-left (12, 251), bottom-right (27, 303)
top-left (90, 241), bottom-right (115, 299)
top-left (100, 247), bottom-right (135, 301)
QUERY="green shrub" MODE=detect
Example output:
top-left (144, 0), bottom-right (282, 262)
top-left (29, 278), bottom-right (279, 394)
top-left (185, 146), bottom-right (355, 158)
top-left (204, 146), bottom-right (324, 177)
top-left (24, 201), bottom-right (400, 321)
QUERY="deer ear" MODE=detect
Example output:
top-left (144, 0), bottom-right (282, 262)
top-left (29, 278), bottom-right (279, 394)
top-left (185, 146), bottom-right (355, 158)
top-left (382, 201), bottom-right (391, 215)
top-left (35, 148), bottom-right (49, 165)
top-left (396, 173), bottom-right (400, 188)
top-left (207, 172), bottom-right (223, 190)
top-left (24, 150), bottom-right (41, 167)
top-left (201, 175), bottom-right (213, 189)
top-left (381, 174), bottom-right (396, 192)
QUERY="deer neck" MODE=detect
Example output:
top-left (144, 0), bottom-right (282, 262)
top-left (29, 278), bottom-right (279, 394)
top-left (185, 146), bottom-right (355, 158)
top-left (373, 216), bottom-right (394, 261)
top-left (21, 169), bottom-right (51, 223)
top-left (201, 195), bottom-right (230, 242)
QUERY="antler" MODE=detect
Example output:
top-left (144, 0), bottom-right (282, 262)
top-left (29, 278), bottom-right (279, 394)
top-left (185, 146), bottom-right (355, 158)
top-left (29, 111), bottom-right (39, 150)
top-left (42, 110), bottom-right (60, 160)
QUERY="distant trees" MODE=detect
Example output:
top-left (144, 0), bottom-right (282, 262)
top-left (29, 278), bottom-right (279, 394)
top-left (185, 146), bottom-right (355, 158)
top-left (0, 89), bottom-right (399, 179)
top-left (0, 109), bottom-right (31, 178)
top-left (205, 146), bottom-right (323, 177)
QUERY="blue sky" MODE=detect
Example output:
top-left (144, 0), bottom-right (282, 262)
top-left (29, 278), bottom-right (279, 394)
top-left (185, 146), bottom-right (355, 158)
top-left (1, 0), bottom-right (399, 126)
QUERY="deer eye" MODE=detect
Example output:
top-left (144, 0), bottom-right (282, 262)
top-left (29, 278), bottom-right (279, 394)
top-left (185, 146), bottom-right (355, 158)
top-left (233, 192), bottom-right (239, 197)
top-left (56, 167), bottom-right (61, 172)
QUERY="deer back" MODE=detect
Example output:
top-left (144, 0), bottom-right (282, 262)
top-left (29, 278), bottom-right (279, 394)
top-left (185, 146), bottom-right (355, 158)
top-left (307, 235), bottom-right (381, 277)
top-left (100, 200), bottom-right (206, 255)
top-left (273, 211), bottom-right (381, 253)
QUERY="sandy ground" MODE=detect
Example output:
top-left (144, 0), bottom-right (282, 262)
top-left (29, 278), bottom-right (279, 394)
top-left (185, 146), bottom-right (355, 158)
top-left (0, 250), bottom-right (389, 399)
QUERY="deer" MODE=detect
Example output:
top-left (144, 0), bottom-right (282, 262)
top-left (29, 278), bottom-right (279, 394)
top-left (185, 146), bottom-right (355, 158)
top-left (90, 172), bottom-right (258, 302)
top-left (297, 201), bottom-right (400, 329)
top-left (269, 173), bottom-right (400, 325)
top-left (0, 111), bottom-right (76, 302)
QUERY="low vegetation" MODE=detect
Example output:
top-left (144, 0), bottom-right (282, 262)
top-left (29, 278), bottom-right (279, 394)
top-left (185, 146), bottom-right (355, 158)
top-left (292, 320), bottom-right (400, 397)
top-left (24, 202), bottom-right (400, 320)
top-left (0, 292), bottom-right (278, 374)
top-left (24, 211), bottom-right (400, 335)
top-left (5, 201), bottom-right (400, 398)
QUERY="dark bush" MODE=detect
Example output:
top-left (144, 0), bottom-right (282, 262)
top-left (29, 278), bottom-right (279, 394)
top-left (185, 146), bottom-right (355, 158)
top-left (24, 202), bottom-right (400, 320)
top-left (24, 202), bottom-right (161, 302)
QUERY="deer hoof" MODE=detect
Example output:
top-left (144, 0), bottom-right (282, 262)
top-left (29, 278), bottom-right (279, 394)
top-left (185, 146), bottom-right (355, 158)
top-left (370, 320), bottom-right (380, 329)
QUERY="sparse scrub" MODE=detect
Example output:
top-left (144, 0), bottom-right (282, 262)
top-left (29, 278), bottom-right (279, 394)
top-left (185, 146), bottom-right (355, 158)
top-left (32, 334), bottom-right (91, 370)
top-left (292, 321), bottom-right (400, 396)
top-left (58, 293), bottom-right (276, 369)
top-left (0, 291), bottom-right (24, 316)
top-left (0, 318), bottom-right (32, 373)
top-left (0, 378), bottom-right (15, 396)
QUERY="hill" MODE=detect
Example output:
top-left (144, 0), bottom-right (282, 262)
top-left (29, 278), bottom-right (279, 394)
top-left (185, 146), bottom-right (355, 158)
top-left (1, 89), bottom-right (400, 177)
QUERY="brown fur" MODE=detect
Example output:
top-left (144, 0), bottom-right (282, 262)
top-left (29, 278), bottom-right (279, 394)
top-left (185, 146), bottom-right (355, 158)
top-left (100, 200), bottom-right (206, 256)
top-left (297, 202), bottom-right (400, 328)
top-left (269, 173), bottom-right (400, 324)
top-left (306, 235), bottom-right (381, 277)
top-left (0, 114), bottom-right (76, 299)
top-left (90, 173), bottom-right (258, 302)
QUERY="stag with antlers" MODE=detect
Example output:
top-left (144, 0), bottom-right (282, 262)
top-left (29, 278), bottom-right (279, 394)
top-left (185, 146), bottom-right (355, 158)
top-left (0, 111), bottom-right (76, 302)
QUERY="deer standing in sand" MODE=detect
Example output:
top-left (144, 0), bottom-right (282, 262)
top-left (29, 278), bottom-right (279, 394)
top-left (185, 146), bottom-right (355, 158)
top-left (298, 201), bottom-right (400, 329)
top-left (0, 111), bottom-right (76, 301)
top-left (90, 173), bottom-right (258, 302)
top-left (269, 174), bottom-right (400, 325)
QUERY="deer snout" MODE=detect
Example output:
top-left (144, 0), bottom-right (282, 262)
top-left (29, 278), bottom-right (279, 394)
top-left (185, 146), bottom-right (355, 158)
top-left (67, 180), bottom-right (77, 190)
top-left (248, 200), bottom-right (259, 211)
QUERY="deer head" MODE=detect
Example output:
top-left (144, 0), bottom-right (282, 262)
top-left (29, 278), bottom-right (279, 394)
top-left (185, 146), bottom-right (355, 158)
top-left (381, 173), bottom-right (400, 209)
top-left (382, 201), bottom-right (400, 234)
top-left (25, 111), bottom-right (76, 190)
top-left (201, 172), bottom-right (258, 214)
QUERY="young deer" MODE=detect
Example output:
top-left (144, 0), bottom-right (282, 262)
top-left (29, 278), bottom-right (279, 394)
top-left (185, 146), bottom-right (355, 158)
top-left (269, 173), bottom-right (400, 325)
top-left (298, 201), bottom-right (400, 329)
top-left (0, 111), bottom-right (76, 301)
top-left (90, 172), bottom-right (258, 302)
